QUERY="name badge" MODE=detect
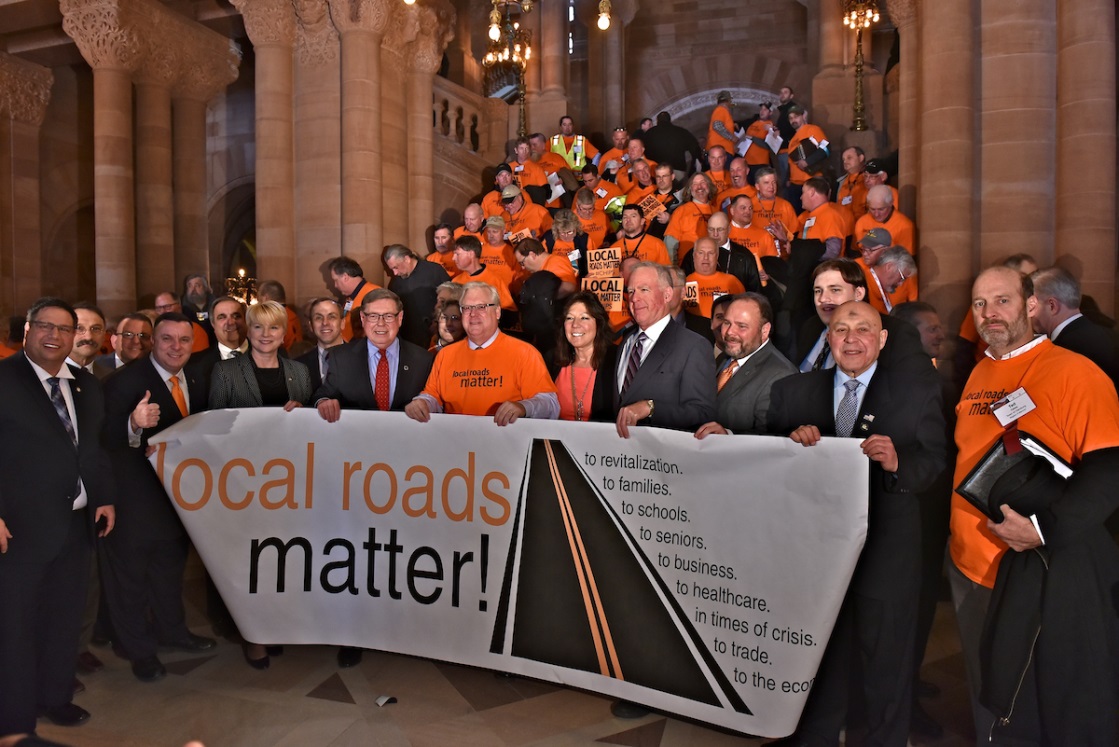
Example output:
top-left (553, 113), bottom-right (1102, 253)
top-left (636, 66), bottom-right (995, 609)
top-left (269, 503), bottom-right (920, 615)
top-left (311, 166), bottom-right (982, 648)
top-left (841, 196), bottom-right (853, 205)
top-left (515, 165), bottom-right (524, 172)
top-left (991, 387), bottom-right (1037, 427)
top-left (596, 188), bottom-right (607, 198)
top-left (343, 300), bottom-right (354, 313)
top-left (573, 146), bottom-right (581, 154)
top-left (803, 217), bottom-right (817, 229)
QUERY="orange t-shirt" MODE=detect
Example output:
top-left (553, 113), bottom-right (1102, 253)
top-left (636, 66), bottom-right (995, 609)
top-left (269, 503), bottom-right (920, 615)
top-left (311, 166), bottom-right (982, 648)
top-left (612, 233), bottom-right (671, 266)
top-left (341, 280), bottom-right (381, 342)
top-left (427, 249), bottom-right (459, 276)
top-left (478, 241), bottom-right (520, 287)
top-left (730, 222), bottom-right (780, 259)
top-left (283, 306), bottom-right (303, 351)
top-left (541, 253), bottom-right (578, 286)
top-left (481, 190), bottom-right (505, 218)
top-left (797, 202), bottom-right (849, 243)
top-left (705, 170), bottom-right (730, 196)
top-left (506, 202), bottom-right (553, 240)
top-left (616, 159), bottom-right (658, 194)
top-left (717, 185), bottom-right (758, 212)
top-left (452, 266), bottom-right (517, 311)
top-left (950, 340), bottom-right (1119, 587)
top-left (666, 201), bottom-right (714, 260)
top-left (508, 159), bottom-right (548, 189)
top-left (578, 212), bottom-right (610, 249)
top-left (854, 210), bottom-right (916, 254)
top-left (752, 196), bottom-right (799, 239)
top-left (706, 104), bottom-right (736, 154)
top-left (836, 172), bottom-right (869, 231)
top-left (685, 272), bottom-right (745, 318)
top-left (788, 124), bottom-right (829, 185)
top-left (744, 119), bottom-right (774, 167)
top-left (189, 322), bottom-right (210, 353)
top-left (423, 332), bottom-right (557, 416)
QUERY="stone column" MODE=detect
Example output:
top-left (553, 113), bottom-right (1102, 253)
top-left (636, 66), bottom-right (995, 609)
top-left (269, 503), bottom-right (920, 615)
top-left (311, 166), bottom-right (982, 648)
top-left (61, 0), bottom-right (146, 318)
top-left (406, 5), bottom-right (454, 250)
top-left (380, 5), bottom-right (420, 260)
top-left (293, 0), bottom-right (342, 300)
top-left (0, 53), bottom-right (52, 313)
top-left (133, 63), bottom-right (177, 296)
top-left (527, 0), bottom-right (569, 132)
top-left (818, 0), bottom-right (845, 71)
top-left (1055, 0), bottom-right (1116, 311)
top-left (328, 0), bottom-right (390, 275)
top-left (233, 0), bottom-right (298, 292)
top-left (917, 0), bottom-right (975, 326)
top-left (978, 0), bottom-right (1057, 267)
top-left (173, 38), bottom-right (241, 286)
top-left (602, 23), bottom-right (624, 130)
top-left (887, 0), bottom-right (919, 219)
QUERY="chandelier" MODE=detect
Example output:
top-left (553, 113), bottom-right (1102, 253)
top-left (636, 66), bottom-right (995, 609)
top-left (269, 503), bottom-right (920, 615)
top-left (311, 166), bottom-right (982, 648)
top-left (842, 0), bottom-right (880, 131)
top-left (842, 0), bottom-right (879, 29)
top-left (482, 1), bottom-right (533, 71)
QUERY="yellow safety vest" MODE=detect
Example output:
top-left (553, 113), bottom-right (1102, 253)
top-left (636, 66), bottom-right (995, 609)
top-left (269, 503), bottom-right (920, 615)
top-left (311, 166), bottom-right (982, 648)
top-left (550, 134), bottom-right (586, 170)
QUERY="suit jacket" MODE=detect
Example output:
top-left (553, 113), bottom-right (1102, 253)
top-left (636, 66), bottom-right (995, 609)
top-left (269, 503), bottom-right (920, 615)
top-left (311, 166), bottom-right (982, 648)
top-left (1054, 315), bottom-right (1119, 389)
top-left (715, 342), bottom-right (797, 434)
top-left (296, 346), bottom-right (326, 393)
top-left (614, 319), bottom-right (717, 431)
top-left (309, 338), bottom-right (434, 411)
top-left (767, 365), bottom-right (945, 599)
top-left (101, 357), bottom-right (208, 543)
top-left (0, 355), bottom-right (113, 564)
top-left (794, 311), bottom-right (935, 378)
top-left (208, 354), bottom-right (313, 410)
top-left (91, 357), bottom-right (118, 380)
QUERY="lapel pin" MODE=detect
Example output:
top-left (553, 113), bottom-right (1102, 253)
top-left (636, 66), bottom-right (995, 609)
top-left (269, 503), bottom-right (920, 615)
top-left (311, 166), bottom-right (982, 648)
top-left (403, 365), bottom-right (410, 371)
top-left (864, 414), bottom-right (874, 422)
top-left (859, 423), bottom-right (869, 431)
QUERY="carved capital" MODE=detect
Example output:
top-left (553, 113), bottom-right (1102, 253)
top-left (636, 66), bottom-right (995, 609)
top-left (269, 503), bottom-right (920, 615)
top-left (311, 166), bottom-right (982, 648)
top-left (887, 0), bottom-right (918, 30)
top-left (380, 1), bottom-right (420, 71)
top-left (176, 40), bottom-right (243, 100)
top-left (326, 0), bottom-right (391, 36)
top-left (0, 52), bottom-right (54, 125)
top-left (60, 0), bottom-right (147, 71)
top-left (294, 0), bottom-right (340, 67)
top-left (232, 0), bottom-right (297, 47)
top-left (407, 2), bottom-right (455, 75)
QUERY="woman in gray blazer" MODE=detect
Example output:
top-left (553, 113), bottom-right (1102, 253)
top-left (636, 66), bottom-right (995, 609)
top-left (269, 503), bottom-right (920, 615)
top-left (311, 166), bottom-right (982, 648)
top-left (208, 300), bottom-right (313, 411)
top-left (207, 300), bottom-right (311, 668)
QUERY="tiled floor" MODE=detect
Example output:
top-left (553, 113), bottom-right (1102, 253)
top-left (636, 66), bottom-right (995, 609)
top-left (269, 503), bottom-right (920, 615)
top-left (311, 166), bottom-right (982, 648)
top-left (39, 566), bottom-right (978, 747)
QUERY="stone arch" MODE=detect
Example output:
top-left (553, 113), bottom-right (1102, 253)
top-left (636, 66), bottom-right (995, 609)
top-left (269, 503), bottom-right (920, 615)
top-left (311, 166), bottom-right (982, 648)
top-left (631, 54), bottom-right (808, 140)
top-left (207, 178), bottom-right (256, 287)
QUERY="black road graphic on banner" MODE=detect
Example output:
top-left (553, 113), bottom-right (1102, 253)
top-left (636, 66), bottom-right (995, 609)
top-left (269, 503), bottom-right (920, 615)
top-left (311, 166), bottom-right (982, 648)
top-left (491, 439), bottom-right (750, 714)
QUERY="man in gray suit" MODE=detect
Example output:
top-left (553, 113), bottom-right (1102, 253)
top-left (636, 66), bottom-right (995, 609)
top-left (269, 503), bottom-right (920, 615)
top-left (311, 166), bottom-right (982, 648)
top-left (695, 293), bottom-right (796, 437)
top-left (614, 262), bottom-right (716, 438)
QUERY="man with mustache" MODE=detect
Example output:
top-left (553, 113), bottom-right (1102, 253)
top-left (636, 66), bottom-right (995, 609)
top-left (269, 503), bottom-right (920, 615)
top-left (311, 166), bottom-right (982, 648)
top-left (66, 303), bottom-right (115, 380)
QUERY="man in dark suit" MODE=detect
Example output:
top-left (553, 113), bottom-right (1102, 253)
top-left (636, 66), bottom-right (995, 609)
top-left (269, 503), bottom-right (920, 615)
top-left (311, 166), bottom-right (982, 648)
top-left (614, 262), bottom-right (716, 438)
top-left (767, 301), bottom-right (945, 747)
top-left (313, 289), bottom-right (435, 420)
top-left (0, 298), bottom-right (115, 732)
top-left (296, 297), bottom-right (346, 393)
top-left (793, 259), bottom-right (933, 378)
top-left (313, 289), bottom-right (434, 668)
top-left (185, 296), bottom-right (248, 393)
top-left (384, 244), bottom-right (451, 348)
top-left (695, 293), bottom-right (796, 437)
top-left (94, 313), bottom-right (153, 373)
top-left (1032, 265), bottom-right (1119, 389)
top-left (100, 312), bottom-right (215, 684)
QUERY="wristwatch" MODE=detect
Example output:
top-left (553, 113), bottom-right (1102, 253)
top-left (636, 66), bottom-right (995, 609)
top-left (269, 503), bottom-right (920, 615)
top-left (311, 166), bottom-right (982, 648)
top-left (645, 399), bottom-right (655, 418)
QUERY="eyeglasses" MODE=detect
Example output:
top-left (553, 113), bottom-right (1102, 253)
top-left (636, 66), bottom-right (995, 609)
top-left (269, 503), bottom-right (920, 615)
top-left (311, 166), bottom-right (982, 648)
top-left (440, 314), bottom-right (461, 322)
top-left (29, 320), bottom-right (75, 335)
top-left (361, 312), bottom-right (400, 324)
top-left (75, 325), bottom-right (105, 335)
top-left (155, 303), bottom-right (178, 312)
top-left (119, 331), bottom-right (151, 341)
top-left (460, 303), bottom-right (498, 314)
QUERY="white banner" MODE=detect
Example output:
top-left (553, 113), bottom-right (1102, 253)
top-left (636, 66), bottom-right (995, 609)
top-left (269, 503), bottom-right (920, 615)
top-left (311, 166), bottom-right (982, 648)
top-left (150, 410), bottom-right (868, 739)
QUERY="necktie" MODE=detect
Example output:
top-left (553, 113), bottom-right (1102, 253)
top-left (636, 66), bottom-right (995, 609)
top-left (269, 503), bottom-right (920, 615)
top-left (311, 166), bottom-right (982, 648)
top-left (374, 352), bottom-right (390, 410)
top-left (169, 375), bottom-right (188, 417)
top-left (835, 379), bottom-right (860, 438)
top-left (621, 332), bottom-right (647, 397)
top-left (48, 377), bottom-right (78, 447)
top-left (321, 350), bottom-right (330, 383)
top-left (228, 349), bottom-right (243, 358)
top-left (716, 360), bottom-right (739, 393)
top-left (812, 337), bottom-right (831, 371)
